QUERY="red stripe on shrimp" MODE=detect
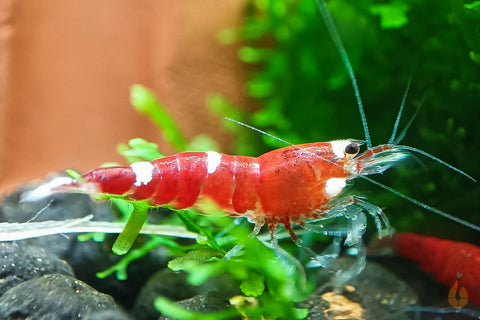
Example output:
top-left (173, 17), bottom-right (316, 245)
top-left (201, 152), bottom-right (236, 210)
top-left (231, 156), bottom-right (260, 214)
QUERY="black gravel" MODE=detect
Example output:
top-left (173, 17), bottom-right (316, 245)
top-left (0, 273), bottom-right (125, 320)
top-left (1, 182), bottom-right (478, 320)
top-left (0, 241), bottom-right (74, 295)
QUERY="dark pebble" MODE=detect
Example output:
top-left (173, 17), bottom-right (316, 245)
top-left (0, 273), bottom-right (127, 320)
top-left (83, 309), bottom-right (133, 320)
top-left (301, 258), bottom-right (418, 320)
top-left (0, 188), bottom-right (169, 308)
top-left (133, 269), bottom-right (197, 320)
top-left (159, 291), bottom-right (233, 320)
top-left (0, 241), bottom-right (74, 295)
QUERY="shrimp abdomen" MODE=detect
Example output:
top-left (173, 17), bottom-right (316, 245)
top-left (82, 152), bottom-right (262, 213)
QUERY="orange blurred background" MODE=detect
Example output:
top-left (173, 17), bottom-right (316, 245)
top-left (0, 0), bottom-right (249, 195)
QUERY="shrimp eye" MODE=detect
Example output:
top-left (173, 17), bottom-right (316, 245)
top-left (344, 143), bottom-right (359, 155)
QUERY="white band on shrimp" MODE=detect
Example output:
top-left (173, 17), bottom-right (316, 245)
top-left (324, 177), bottom-right (346, 198)
top-left (330, 140), bottom-right (352, 159)
top-left (130, 161), bottom-right (155, 187)
top-left (206, 151), bottom-right (222, 174)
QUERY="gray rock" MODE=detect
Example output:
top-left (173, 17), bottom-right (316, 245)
top-left (0, 189), bottom-right (169, 308)
top-left (159, 291), bottom-right (233, 320)
top-left (133, 269), bottom-right (195, 320)
top-left (83, 309), bottom-right (132, 320)
top-left (0, 273), bottom-right (125, 320)
top-left (0, 241), bottom-right (74, 296)
top-left (0, 189), bottom-right (117, 258)
top-left (301, 258), bottom-right (418, 320)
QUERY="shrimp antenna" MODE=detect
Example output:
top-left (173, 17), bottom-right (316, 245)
top-left (388, 78), bottom-right (411, 144)
top-left (389, 85), bottom-right (426, 145)
top-left (386, 92), bottom-right (474, 181)
top-left (224, 117), bottom-right (293, 146)
top-left (26, 199), bottom-right (54, 223)
top-left (392, 103), bottom-right (421, 145)
top-left (360, 175), bottom-right (480, 232)
top-left (396, 145), bottom-right (476, 182)
top-left (315, 0), bottom-right (371, 148)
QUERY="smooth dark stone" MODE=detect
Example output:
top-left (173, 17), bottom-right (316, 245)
top-left (0, 273), bottom-right (126, 320)
top-left (0, 241), bottom-right (74, 296)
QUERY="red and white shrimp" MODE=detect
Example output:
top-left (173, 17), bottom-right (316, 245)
top-left (21, 138), bottom-right (477, 281)
top-left (19, 0), bottom-right (479, 285)
top-left (22, 141), bottom-right (402, 238)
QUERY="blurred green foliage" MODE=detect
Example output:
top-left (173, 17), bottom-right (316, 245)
top-left (212, 0), bottom-right (480, 242)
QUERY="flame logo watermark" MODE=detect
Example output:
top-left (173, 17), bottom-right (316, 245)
top-left (448, 273), bottom-right (468, 308)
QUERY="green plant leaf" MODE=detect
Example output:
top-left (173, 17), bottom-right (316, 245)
top-left (117, 138), bottom-right (164, 163)
top-left (239, 272), bottom-right (265, 297)
top-left (465, 1), bottom-right (480, 10)
top-left (186, 134), bottom-right (220, 152)
top-left (77, 232), bottom-right (106, 242)
top-left (293, 307), bottom-right (309, 319)
top-left (110, 198), bottom-right (134, 220)
top-left (130, 84), bottom-right (188, 151)
top-left (174, 208), bottom-right (222, 251)
top-left (206, 94), bottom-right (246, 128)
top-left (238, 46), bottom-right (271, 63)
top-left (98, 236), bottom-right (182, 280)
top-left (168, 248), bottom-right (222, 271)
top-left (369, 0), bottom-right (409, 29)
top-left (154, 297), bottom-right (239, 320)
top-left (65, 169), bottom-right (82, 180)
top-left (112, 201), bottom-right (149, 255)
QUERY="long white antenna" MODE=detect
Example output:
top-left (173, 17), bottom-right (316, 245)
top-left (397, 145), bottom-right (476, 182)
top-left (389, 79), bottom-right (411, 144)
top-left (224, 117), bottom-right (292, 146)
top-left (315, 0), bottom-right (371, 148)
top-left (361, 175), bottom-right (480, 232)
